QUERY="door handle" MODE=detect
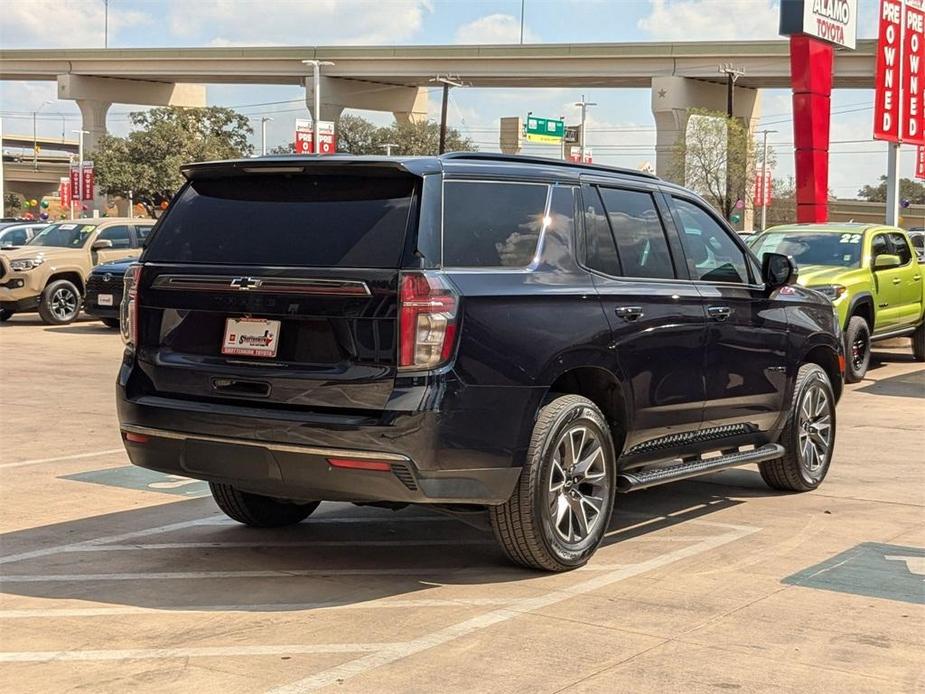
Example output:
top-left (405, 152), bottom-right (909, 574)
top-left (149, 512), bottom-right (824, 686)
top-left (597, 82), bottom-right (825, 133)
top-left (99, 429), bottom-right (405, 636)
top-left (913, 275), bottom-right (921, 281)
top-left (707, 305), bottom-right (732, 321)
top-left (615, 306), bottom-right (644, 321)
top-left (892, 277), bottom-right (902, 285)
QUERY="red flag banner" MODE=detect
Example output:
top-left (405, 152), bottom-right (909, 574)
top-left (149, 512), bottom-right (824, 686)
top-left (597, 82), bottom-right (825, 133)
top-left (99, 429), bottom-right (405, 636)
top-left (875, 0), bottom-right (905, 142)
top-left (917, 145), bottom-right (925, 178)
top-left (69, 166), bottom-right (80, 201)
top-left (59, 177), bottom-right (71, 207)
top-left (81, 163), bottom-right (94, 201)
top-left (903, 0), bottom-right (925, 143)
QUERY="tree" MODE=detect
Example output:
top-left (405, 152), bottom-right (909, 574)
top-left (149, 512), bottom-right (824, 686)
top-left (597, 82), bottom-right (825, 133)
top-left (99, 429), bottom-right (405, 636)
top-left (670, 108), bottom-right (761, 221)
top-left (764, 176), bottom-right (797, 227)
top-left (858, 176), bottom-right (925, 204)
top-left (94, 106), bottom-right (253, 217)
top-left (269, 114), bottom-right (477, 157)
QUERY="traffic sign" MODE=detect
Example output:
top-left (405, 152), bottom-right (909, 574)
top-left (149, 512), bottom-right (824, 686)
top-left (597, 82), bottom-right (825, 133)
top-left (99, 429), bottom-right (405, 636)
top-left (525, 116), bottom-right (565, 144)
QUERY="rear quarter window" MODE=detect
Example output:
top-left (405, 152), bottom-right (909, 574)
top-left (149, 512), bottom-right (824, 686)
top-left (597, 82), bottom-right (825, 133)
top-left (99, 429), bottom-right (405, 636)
top-left (442, 181), bottom-right (549, 267)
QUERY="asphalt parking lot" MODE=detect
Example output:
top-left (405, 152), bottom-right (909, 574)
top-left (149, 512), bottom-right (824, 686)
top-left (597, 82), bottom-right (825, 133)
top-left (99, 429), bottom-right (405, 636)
top-left (1, 313), bottom-right (923, 693)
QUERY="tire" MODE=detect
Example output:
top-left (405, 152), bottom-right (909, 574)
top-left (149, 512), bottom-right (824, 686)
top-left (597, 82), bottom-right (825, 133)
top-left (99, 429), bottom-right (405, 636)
top-left (101, 318), bottom-right (120, 329)
top-left (759, 363), bottom-right (836, 492)
top-left (0, 309), bottom-right (12, 322)
top-left (490, 395), bottom-right (617, 572)
top-left (209, 482), bottom-right (320, 527)
top-left (913, 322), bottom-right (925, 362)
top-left (843, 315), bottom-right (870, 383)
top-left (38, 279), bottom-right (82, 325)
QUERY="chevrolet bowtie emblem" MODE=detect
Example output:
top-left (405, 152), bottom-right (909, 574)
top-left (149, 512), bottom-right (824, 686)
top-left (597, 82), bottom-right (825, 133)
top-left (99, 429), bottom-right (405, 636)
top-left (230, 277), bottom-right (263, 290)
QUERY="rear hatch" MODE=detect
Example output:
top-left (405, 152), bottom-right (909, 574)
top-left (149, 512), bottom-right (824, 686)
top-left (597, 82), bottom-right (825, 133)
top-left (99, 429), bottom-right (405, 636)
top-left (135, 164), bottom-right (420, 411)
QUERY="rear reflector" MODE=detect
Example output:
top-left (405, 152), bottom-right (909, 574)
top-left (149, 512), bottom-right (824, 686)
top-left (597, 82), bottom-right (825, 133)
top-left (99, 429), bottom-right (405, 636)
top-left (838, 354), bottom-right (846, 374)
top-left (327, 458), bottom-right (393, 472)
top-left (123, 431), bottom-right (150, 444)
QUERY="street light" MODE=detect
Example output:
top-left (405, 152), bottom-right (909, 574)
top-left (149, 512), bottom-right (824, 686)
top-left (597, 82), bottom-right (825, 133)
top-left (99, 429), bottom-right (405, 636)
top-left (33, 100), bottom-right (52, 171)
top-left (260, 117), bottom-right (272, 156)
top-left (430, 75), bottom-right (467, 154)
top-left (71, 129), bottom-right (89, 220)
top-left (302, 60), bottom-right (335, 154)
top-left (381, 143), bottom-right (398, 156)
top-left (574, 95), bottom-right (596, 163)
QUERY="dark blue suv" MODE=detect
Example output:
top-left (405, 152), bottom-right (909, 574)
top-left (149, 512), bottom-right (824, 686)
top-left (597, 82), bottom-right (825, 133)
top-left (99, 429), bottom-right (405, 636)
top-left (116, 153), bottom-right (844, 571)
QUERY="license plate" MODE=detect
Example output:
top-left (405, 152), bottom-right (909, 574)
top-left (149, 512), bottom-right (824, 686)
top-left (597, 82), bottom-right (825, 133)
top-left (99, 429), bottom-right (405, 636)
top-left (221, 317), bottom-right (281, 358)
top-left (98, 294), bottom-right (113, 306)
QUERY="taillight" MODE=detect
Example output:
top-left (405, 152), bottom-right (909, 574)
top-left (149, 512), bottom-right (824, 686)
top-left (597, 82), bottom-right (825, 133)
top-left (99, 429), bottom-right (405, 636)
top-left (398, 271), bottom-right (459, 370)
top-left (121, 263), bottom-right (141, 349)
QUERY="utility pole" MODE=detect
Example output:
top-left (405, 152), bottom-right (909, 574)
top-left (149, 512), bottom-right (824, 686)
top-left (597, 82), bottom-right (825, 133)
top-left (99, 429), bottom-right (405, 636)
top-left (302, 59), bottom-right (335, 154)
top-left (719, 64), bottom-right (745, 221)
top-left (72, 129), bottom-right (88, 220)
top-left (520, 0), bottom-right (526, 44)
top-left (33, 100), bottom-right (51, 171)
top-left (886, 144), bottom-right (901, 226)
top-left (574, 95), bottom-right (596, 163)
top-left (758, 129), bottom-right (777, 232)
top-left (381, 143), bottom-right (398, 156)
top-left (104, 0), bottom-right (109, 48)
top-left (431, 75), bottom-right (466, 154)
top-left (260, 117), bottom-right (272, 156)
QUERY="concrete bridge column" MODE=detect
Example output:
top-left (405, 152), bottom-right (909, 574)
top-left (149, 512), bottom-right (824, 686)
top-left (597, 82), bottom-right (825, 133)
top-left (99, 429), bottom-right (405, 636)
top-left (305, 76), bottom-right (429, 127)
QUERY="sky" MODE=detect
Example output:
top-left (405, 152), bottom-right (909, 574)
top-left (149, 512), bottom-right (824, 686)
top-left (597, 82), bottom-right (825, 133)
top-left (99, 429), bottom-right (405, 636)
top-left (0, 0), bottom-right (889, 199)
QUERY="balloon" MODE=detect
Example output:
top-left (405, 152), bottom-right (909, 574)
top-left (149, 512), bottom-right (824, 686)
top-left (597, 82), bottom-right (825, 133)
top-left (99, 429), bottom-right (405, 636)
top-left (40, 212), bottom-right (49, 220)
top-left (160, 201), bottom-right (169, 210)
top-left (29, 199), bottom-right (38, 207)
top-left (40, 200), bottom-right (49, 208)
top-left (24, 212), bottom-right (34, 220)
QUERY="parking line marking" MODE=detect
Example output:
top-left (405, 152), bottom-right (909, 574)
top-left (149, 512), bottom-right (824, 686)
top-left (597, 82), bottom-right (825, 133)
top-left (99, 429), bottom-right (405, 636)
top-left (0, 449), bottom-right (125, 470)
top-left (64, 539), bottom-right (494, 551)
top-left (0, 643), bottom-right (397, 663)
top-left (0, 598), bottom-right (531, 619)
top-left (269, 526), bottom-right (760, 694)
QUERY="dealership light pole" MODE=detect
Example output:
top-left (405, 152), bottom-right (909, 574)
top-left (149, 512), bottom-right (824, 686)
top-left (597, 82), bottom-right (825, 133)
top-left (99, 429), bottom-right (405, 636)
top-left (302, 60), bottom-right (335, 154)
top-left (260, 117), bottom-right (272, 156)
top-left (0, 117), bottom-right (5, 218)
top-left (381, 143), bottom-right (398, 156)
top-left (758, 129), bottom-right (777, 232)
top-left (574, 95), bottom-right (596, 162)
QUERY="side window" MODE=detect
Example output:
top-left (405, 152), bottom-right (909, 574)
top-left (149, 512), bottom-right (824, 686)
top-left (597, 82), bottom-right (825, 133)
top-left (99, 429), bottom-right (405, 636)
top-left (598, 187), bottom-right (675, 280)
top-left (542, 186), bottom-right (577, 266)
top-left (135, 224), bottom-right (154, 243)
top-left (97, 225), bottom-right (132, 249)
top-left (581, 184), bottom-right (621, 276)
top-left (443, 181), bottom-right (548, 267)
top-left (2, 229), bottom-right (28, 246)
top-left (887, 233), bottom-right (912, 265)
top-left (672, 198), bottom-right (750, 284)
top-left (871, 233), bottom-right (890, 263)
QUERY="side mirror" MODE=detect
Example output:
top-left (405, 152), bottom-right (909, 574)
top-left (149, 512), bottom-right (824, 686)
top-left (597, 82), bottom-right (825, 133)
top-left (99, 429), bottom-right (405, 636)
top-left (91, 239), bottom-right (113, 250)
top-left (873, 253), bottom-right (901, 270)
top-left (762, 252), bottom-right (797, 289)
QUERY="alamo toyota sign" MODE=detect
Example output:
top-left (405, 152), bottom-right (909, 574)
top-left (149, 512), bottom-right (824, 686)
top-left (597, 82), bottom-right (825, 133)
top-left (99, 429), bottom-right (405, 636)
top-left (780, 0), bottom-right (858, 49)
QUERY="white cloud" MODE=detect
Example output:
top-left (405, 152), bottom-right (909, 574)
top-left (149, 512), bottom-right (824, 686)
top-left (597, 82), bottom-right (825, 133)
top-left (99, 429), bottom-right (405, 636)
top-left (638, 0), bottom-right (779, 41)
top-left (0, 0), bottom-right (151, 48)
top-left (454, 14), bottom-right (538, 45)
top-left (168, 0), bottom-right (431, 45)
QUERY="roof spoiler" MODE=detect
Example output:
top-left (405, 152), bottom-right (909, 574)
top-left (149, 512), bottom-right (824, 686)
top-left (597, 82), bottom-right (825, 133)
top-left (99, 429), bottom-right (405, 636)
top-left (180, 155), bottom-right (440, 180)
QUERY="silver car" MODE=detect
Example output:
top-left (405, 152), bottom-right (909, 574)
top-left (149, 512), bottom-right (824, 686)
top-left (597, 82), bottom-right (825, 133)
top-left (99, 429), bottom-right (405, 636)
top-left (0, 222), bottom-right (47, 249)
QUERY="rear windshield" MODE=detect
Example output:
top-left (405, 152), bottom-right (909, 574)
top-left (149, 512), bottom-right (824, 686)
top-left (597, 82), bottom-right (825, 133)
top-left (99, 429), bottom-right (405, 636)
top-left (144, 174), bottom-right (415, 267)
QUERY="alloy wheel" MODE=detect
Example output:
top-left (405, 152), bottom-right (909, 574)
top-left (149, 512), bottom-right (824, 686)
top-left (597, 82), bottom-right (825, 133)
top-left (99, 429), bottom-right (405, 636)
top-left (547, 424), bottom-right (610, 544)
top-left (850, 333), bottom-right (869, 372)
top-left (798, 382), bottom-right (832, 477)
top-left (51, 287), bottom-right (78, 321)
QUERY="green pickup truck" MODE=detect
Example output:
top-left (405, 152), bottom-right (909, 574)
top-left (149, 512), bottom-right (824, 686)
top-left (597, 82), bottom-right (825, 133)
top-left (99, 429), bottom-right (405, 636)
top-left (749, 223), bottom-right (925, 382)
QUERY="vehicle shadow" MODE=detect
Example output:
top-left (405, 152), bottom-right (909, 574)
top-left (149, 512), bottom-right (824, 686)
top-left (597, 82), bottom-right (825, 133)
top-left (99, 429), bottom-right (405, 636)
top-left (0, 476), bottom-right (773, 614)
top-left (42, 322), bottom-right (118, 335)
top-left (0, 315), bottom-right (99, 329)
top-left (855, 367), bottom-right (925, 399)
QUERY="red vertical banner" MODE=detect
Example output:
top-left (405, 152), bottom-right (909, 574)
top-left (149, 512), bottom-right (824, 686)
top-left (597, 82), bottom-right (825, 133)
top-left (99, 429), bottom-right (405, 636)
top-left (81, 163), bottom-right (94, 201)
top-left (875, 0), bottom-right (905, 142)
top-left (917, 145), bottom-right (925, 177)
top-left (903, 0), bottom-right (925, 143)
top-left (69, 166), bottom-right (80, 200)
top-left (59, 177), bottom-right (71, 207)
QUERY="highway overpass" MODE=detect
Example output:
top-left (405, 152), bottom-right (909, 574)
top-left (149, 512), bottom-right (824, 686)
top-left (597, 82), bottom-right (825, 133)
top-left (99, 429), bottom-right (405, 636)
top-left (2, 134), bottom-right (78, 154)
top-left (0, 40), bottom-right (876, 180)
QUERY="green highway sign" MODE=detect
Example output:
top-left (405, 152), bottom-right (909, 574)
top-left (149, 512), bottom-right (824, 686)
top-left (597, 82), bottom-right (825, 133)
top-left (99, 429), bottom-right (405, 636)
top-left (525, 116), bottom-right (565, 143)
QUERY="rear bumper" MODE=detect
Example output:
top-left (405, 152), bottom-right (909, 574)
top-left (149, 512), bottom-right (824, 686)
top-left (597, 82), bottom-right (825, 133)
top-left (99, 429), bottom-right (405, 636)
top-left (119, 423), bottom-right (521, 505)
top-left (116, 371), bottom-right (540, 505)
top-left (84, 304), bottom-right (119, 319)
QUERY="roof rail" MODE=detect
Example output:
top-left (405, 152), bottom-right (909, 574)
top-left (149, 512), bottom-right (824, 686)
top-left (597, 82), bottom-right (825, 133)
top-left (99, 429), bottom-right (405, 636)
top-left (440, 152), bottom-right (658, 180)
